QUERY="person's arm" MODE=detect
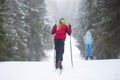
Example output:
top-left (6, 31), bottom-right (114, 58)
top-left (66, 24), bottom-right (72, 35)
top-left (91, 35), bottom-right (93, 44)
top-left (51, 24), bottom-right (57, 35)
top-left (83, 35), bottom-right (86, 43)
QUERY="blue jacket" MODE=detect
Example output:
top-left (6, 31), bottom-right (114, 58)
top-left (83, 33), bottom-right (93, 44)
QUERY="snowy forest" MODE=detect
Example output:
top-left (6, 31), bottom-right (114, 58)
top-left (0, 0), bottom-right (120, 61)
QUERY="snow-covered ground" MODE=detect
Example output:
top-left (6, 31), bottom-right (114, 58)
top-left (0, 37), bottom-right (120, 80)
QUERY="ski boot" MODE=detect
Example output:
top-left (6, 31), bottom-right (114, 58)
top-left (85, 56), bottom-right (88, 60)
top-left (58, 60), bottom-right (63, 70)
top-left (90, 56), bottom-right (93, 60)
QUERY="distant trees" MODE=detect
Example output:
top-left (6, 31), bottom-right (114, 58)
top-left (76, 0), bottom-right (120, 59)
top-left (0, 0), bottom-right (12, 61)
top-left (0, 0), bottom-right (52, 61)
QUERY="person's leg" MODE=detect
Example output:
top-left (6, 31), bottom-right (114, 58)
top-left (89, 44), bottom-right (93, 59)
top-left (85, 44), bottom-right (89, 60)
top-left (59, 40), bottom-right (64, 61)
top-left (54, 39), bottom-right (59, 69)
top-left (58, 39), bottom-right (64, 69)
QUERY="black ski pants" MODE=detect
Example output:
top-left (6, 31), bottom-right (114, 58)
top-left (54, 39), bottom-right (65, 64)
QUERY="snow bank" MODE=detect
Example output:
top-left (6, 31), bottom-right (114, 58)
top-left (0, 37), bottom-right (120, 80)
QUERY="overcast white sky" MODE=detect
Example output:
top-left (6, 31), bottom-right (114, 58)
top-left (45, 0), bottom-right (80, 24)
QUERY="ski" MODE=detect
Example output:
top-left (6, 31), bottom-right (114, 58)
top-left (54, 68), bottom-right (63, 75)
top-left (59, 69), bottom-right (63, 75)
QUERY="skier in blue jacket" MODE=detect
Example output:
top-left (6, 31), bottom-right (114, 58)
top-left (83, 30), bottom-right (93, 60)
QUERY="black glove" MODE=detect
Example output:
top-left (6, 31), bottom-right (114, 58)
top-left (53, 24), bottom-right (57, 28)
top-left (69, 24), bottom-right (71, 28)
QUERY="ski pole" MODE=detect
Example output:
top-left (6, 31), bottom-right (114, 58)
top-left (53, 41), bottom-right (56, 68)
top-left (52, 37), bottom-right (56, 69)
top-left (54, 48), bottom-right (56, 68)
top-left (70, 36), bottom-right (73, 67)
